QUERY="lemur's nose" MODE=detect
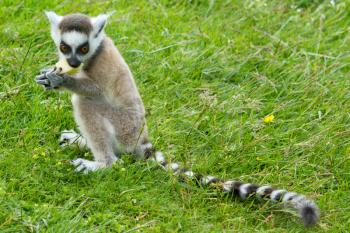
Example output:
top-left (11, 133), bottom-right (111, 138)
top-left (67, 57), bottom-right (81, 68)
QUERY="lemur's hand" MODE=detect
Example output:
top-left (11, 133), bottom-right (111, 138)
top-left (36, 70), bottom-right (67, 90)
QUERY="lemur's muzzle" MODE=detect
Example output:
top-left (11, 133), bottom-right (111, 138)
top-left (67, 57), bottom-right (81, 68)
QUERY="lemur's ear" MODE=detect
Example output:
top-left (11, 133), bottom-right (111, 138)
top-left (45, 11), bottom-right (63, 27)
top-left (45, 11), bottom-right (63, 45)
top-left (91, 13), bottom-right (111, 37)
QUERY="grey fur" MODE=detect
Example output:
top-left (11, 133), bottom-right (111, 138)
top-left (83, 40), bottom-right (104, 70)
top-left (40, 12), bottom-right (148, 172)
top-left (301, 204), bottom-right (320, 226)
top-left (59, 14), bottom-right (92, 34)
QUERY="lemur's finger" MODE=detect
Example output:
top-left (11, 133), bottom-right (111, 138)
top-left (46, 72), bottom-right (64, 82)
top-left (36, 73), bottom-right (48, 81)
top-left (75, 164), bottom-right (86, 172)
top-left (36, 78), bottom-right (50, 84)
top-left (71, 158), bottom-right (84, 166)
top-left (83, 169), bottom-right (89, 174)
top-left (59, 141), bottom-right (68, 147)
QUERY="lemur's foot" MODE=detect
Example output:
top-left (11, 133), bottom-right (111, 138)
top-left (59, 129), bottom-right (87, 149)
top-left (71, 158), bottom-right (107, 174)
top-left (59, 129), bottom-right (79, 146)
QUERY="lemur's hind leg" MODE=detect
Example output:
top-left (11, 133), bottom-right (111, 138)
top-left (96, 103), bottom-right (149, 160)
top-left (71, 95), bottom-right (119, 173)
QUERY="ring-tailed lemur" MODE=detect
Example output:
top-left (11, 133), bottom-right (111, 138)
top-left (36, 12), bottom-right (320, 227)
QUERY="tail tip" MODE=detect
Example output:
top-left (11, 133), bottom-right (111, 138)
top-left (301, 204), bottom-right (320, 227)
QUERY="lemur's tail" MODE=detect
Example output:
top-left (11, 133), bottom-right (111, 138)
top-left (144, 149), bottom-right (320, 227)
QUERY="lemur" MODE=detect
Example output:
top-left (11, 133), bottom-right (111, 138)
top-left (36, 12), bottom-right (320, 227)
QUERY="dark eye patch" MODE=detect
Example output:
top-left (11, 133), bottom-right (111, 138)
top-left (60, 41), bottom-right (71, 54)
top-left (77, 41), bottom-right (89, 54)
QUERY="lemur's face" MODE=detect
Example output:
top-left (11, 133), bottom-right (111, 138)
top-left (45, 12), bottom-right (108, 68)
top-left (58, 32), bottom-right (90, 67)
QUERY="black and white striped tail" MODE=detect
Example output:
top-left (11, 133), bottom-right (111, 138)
top-left (145, 149), bottom-right (319, 227)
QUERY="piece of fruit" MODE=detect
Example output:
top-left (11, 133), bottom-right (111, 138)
top-left (54, 59), bottom-right (82, 75)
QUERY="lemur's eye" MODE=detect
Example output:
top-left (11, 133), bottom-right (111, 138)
top-left (80, 46), bottom-right (89, 54)
top-left (60, 44), bottom-right (70, 53)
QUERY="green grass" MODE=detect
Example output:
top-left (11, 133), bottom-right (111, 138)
top-left (1, 0), bottom-right (350, 232)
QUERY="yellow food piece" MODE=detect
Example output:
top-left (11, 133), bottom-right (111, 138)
top-left (54, 59), bottom-right (82, 75)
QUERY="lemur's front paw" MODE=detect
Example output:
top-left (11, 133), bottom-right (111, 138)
top-left (35, 70), bottom-right (51, 89)
top-left (36, 71), bottom-right (66, 90)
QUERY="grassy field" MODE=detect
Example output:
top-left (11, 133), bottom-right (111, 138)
top-left (1, 0), bottom-right (350, 232)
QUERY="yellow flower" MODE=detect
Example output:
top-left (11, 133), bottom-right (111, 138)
top-left (256, 156), bottom-right (263, 161)
top-left (263, 114), bottom-right (275, 123)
